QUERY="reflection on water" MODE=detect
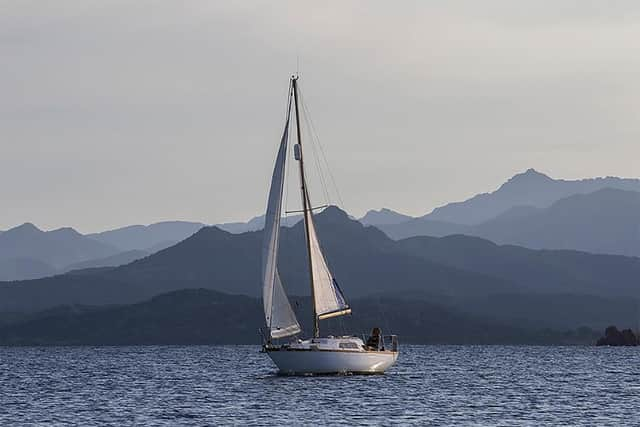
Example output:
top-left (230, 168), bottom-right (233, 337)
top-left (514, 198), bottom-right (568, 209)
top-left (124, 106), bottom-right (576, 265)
top-left (1, 345), bottom-right (638, 425)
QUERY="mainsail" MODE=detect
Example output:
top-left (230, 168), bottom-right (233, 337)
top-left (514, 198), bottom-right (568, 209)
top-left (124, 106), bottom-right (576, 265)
top-left (261, 88), bottom-right (301, 339)
top-left (302, 189), bottom-right (351, 321)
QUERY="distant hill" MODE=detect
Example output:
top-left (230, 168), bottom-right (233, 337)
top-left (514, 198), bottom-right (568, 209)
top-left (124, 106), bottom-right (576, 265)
top-left (87, 221), bottom-right (205, 252)
top-left (63, 249), bottom-right (150, 272)
top-left (471, 188), bottom-right (640, 256)
top-left (380, 218), bottom-right (469, 240)
top-left (2, 207), bottom-right (640, 333)
top-left (83, 207), bottom-right (508, 303)
top-left (383, 188), bottom-right (640, 257)
top-left (0, 289), bottom-right (598, 346)
top-left (217, 214), bottom-right (301, 234)
top-left (395, 233), bottom-right (640, 296)
top-left (0, 223), bottom-right (119, 277)
top-left (394, 234), bottom-right (640, 328)
top-left (423, 168), bottom-right (640, 225)
top-left (86, 216), bottom-right (298, 248)
top-left (0, 257), bottom-right (57, 282)
top-left (0, 208), bottom-right (509, 312)
top-left (359, 208), bottom-right (414, 226)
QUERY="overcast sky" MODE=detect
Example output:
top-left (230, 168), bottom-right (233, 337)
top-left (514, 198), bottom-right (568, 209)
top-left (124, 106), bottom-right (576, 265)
top-left (2, 1), bottom-right (639, 232)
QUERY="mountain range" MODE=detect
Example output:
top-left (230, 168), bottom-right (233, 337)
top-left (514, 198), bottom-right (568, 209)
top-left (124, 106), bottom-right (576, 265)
top-left (216, 214), bottom-right (302, 234)
top-left (1, 207), bottom-right (639, 336)
top-left (87, 221), bottom-right (206, 251)
top-left (2, 168), bottom-right (640, 283)
top-left (0, 223), bottom-right (121, 280)
top-left (356, 169), bottom-right (640, 257)
top-left (381, 188), bottom-right (640, 257)
top-left (422, 168), bottom-right (640, 225)
top-left (0, 216), bottom-right (300, 281)
top-left (359, 208), bottom-right (413, 226)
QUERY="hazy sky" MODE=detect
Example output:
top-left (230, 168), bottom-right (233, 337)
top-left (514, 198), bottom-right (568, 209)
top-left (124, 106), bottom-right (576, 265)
top-left (2, 1), bottom-right (639, 232)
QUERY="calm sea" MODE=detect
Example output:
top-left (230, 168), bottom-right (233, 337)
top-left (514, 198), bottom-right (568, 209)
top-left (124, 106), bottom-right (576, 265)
top-left (1, 345), bottom-right (638, 426)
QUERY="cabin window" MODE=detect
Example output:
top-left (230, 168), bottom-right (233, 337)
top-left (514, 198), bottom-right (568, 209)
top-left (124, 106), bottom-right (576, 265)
top-left (339, 342), bottom-right (358, 349)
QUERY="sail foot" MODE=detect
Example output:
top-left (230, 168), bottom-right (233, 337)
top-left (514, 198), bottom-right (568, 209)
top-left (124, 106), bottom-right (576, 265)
top-left (318, 308), bottom-right (352, 320)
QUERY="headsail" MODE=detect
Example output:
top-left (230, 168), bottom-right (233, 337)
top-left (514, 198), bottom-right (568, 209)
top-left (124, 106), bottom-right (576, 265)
top-left (302, 189), bottom-right (351, 321)
top-left (262, 87), bottom-right (301, 339)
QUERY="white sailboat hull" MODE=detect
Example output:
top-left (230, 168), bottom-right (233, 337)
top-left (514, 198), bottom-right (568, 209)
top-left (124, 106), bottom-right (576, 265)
top-left (266, 349), bottom-right (398, 375)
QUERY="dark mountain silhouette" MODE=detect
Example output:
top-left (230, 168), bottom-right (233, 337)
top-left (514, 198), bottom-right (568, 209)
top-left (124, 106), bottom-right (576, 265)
top-left (423, 168), bottom-right (640, 225)
top-left (0, 223), bottom-right (119, 275)
top-left (0, 208), bottom-right (509, 312)
top-left (0, 289), bottom-right (598, 346)
top-left (395, 233), bottom-right (640, 297)
top-left (77, 207), bottom-right (508, 303)
top-left (87, 221), bottom-right (205, 251)
top-left (359, 208), bottom-right (414, 226)
top-left (382, 188), bottom-right (640, 257)
top-left (1, 206), bottom-right (640, 333)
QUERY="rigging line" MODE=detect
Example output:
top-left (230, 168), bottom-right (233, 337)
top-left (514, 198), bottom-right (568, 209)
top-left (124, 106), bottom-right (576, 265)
top-left (298, 94), bottom-right (346, 306)
top-left (339, 314), bottom-right (346, 337)
top-left (298, 86), bottom-right (344, 284)
top-left (301, 97), bottom-right (331, 206)
top-left (285, 204), bottom-right (328, 214)
top-left (377, 296), bottom-right (392, 336)
top-left (297, 85), bottom-right (331, 206)
top-left (297, 82), bottom-right (348, 318)
top-left (296, 81), bottom-right (347, 211)
top-left (306, 115), bottom-right (330, 205)
top-left (296, 82), bottom-right (331, 206)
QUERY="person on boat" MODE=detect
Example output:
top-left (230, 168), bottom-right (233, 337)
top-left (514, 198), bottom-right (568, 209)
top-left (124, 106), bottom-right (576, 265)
top-left (366, 328), bottom-right (382, 350)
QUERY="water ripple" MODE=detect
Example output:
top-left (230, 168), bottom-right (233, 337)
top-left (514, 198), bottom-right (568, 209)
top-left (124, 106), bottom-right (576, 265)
top-left (0, 345), bottom-right (638, 425)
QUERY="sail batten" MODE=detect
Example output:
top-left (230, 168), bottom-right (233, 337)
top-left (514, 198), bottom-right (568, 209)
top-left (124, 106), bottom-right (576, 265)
top-left (261, 86), bottom-right (301, 340)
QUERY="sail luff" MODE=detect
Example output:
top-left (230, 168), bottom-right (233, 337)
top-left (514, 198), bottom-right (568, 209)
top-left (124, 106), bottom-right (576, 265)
top-left (261, 82), bottom-right (301, 340)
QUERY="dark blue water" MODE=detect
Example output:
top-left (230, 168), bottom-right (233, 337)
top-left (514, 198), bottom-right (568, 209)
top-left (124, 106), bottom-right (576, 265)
top-left (1, 345), bottom-right (638, 425)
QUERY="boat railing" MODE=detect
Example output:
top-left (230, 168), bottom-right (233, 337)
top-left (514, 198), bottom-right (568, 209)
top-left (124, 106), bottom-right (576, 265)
top-left (362, 333), bottom-right (398, 352)
top-left (382, 335), bottom-right (399, 352)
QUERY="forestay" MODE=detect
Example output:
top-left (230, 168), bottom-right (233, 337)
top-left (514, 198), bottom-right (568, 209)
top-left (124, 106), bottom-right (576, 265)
top-left (261, 90), bottom-right (302, 339)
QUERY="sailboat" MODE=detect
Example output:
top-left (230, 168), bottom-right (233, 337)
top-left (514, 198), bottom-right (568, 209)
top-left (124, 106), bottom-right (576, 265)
top-left (260, 75), bottom-right (399, 375)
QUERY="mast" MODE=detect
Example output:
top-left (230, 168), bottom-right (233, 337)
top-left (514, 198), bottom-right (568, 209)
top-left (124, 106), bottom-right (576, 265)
top-left (292, 75), bottom-right (320, 338)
